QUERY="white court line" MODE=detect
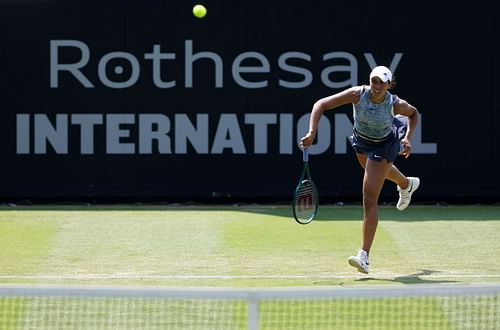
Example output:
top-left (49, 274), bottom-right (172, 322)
top-left (1, 274), bottom-right (500, 280)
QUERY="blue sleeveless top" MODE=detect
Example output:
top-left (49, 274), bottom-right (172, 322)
top-left (353, 87), bottom-right (396, 142)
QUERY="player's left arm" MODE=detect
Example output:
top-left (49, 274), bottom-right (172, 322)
top-left (394, 98), bottom-right (419, 158)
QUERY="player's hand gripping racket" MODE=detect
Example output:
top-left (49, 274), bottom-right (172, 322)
top-left (292, 148), bottom-right (319, 224)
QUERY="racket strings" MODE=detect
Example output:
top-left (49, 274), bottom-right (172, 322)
top-left (294, 180), bottom-right (318, 221)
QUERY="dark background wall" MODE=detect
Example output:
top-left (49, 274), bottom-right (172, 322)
top-left (0, 0), bottom-right (498, 202)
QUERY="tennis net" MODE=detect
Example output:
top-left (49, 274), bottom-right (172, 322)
top-left (0, 284), bottom-right (499, 329)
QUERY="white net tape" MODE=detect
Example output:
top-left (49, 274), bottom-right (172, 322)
top-left (1, 284), bottom-right (499, 329)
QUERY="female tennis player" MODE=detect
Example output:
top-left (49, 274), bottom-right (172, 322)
top-left (300, 66), bottom-right (420, 274)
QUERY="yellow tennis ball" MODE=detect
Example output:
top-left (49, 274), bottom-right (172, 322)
top-left (193, 4), bottom-right (207, 19)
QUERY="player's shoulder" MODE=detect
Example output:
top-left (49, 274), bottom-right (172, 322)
top-left (344, 85), bottom-right (366, 97)
top-left (391, 94), bottom-right (408, 106)
top-left (342, 85), bottom-right (366, 104)
top-left (354, 85), bottom-right (368, 92)
top-left (392, 94), bottom-right (417, 115)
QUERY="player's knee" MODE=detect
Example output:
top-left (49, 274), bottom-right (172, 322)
top-left (362, 193), bottom-right (378, 208)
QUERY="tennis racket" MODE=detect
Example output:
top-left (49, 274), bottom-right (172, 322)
top-left (292, 148), bottom-right (319, 224)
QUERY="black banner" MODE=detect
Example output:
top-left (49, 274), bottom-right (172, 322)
top-left (0, 0), bottom-right (498, 200)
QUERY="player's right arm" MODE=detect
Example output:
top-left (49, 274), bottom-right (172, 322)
top-left (300, 86), bottom-right (362, 148)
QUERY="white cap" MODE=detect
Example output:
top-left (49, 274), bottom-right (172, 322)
top-left (369, 66), bottom-right (392, 82)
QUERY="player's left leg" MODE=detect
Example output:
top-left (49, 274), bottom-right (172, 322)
top-left (349, 155), bottom-right (392, 274)
top-left (360, 157), bottom-right (392, 253)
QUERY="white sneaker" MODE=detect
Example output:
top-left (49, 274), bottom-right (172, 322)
top-left (397, 177), bottom-right (420, 211)
top-left (348, 250), bottom-right (369, 274)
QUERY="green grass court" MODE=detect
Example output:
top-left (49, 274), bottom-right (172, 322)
top-left (1, 204), bottom-right (499, 287)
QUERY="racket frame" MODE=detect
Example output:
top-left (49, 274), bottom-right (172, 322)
top-left (292, 149), bottom-right (319, 224)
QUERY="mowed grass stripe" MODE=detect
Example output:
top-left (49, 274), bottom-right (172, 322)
top-left (40, 211), bottom-right (229, 276)
top-left (0, 212), bottom-right (59, 274)
top-left (0, 206), bottom-right (499, 286)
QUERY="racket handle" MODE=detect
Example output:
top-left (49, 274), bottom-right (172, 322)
top-left (303, 148), bottom-right (309, 162)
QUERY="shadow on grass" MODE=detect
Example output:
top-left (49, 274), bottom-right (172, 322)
top-left (355, 269), bottom-right (458, 285)
top-left (230, 204), bottom-right (500, 221)
top-left (0, 203), bottom-right (499, 221)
